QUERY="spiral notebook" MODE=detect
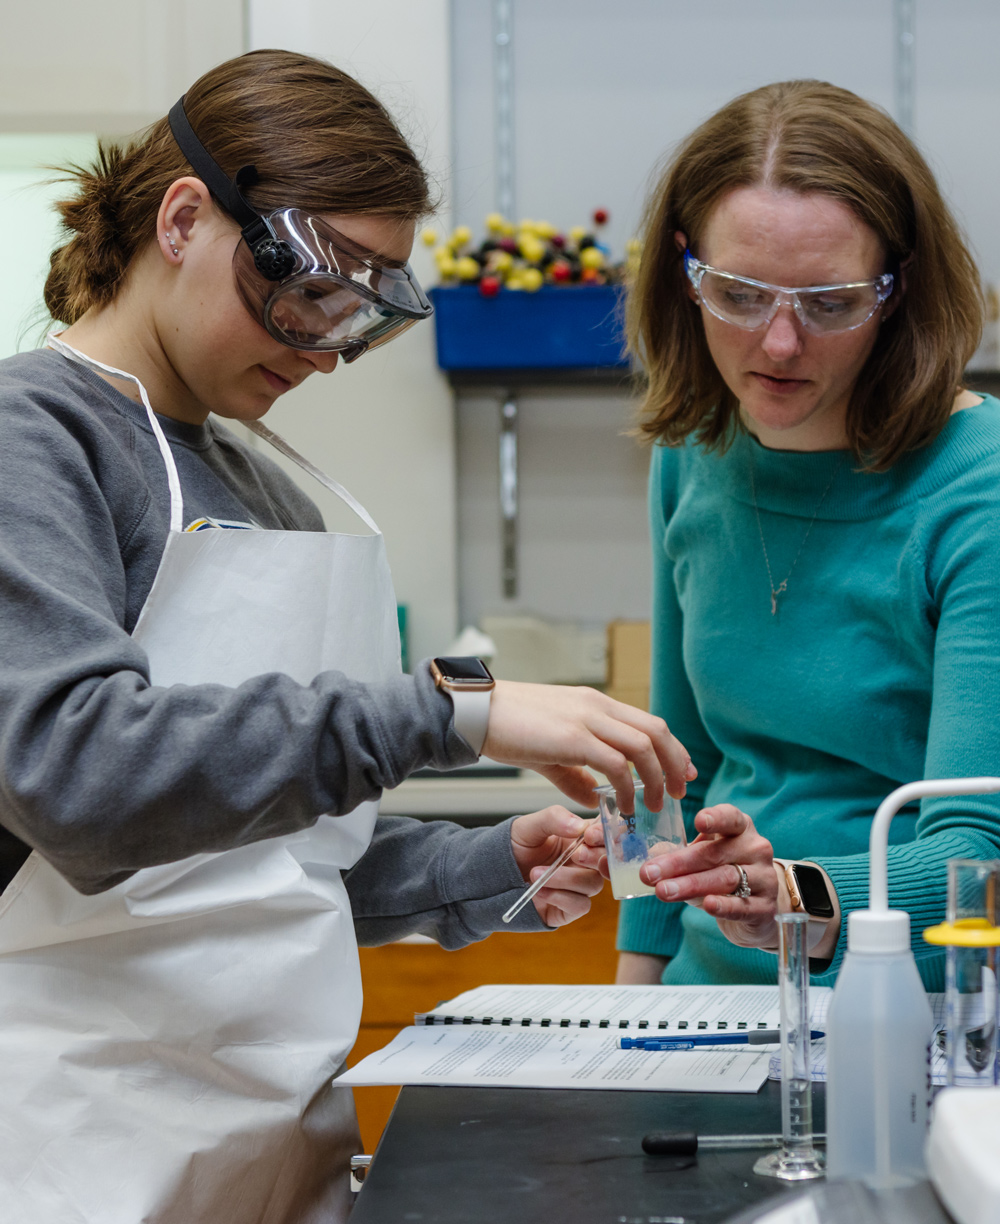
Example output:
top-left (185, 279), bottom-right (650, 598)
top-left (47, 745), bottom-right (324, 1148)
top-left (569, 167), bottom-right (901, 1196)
top-left (415, 982), bottom-right (832, 1032)
top-left (339, 985), bottom-right (831, 1094)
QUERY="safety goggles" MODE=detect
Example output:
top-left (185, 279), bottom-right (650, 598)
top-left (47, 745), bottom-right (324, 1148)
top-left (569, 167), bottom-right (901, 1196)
top-left (168, 98), bottom-right (432, 358)
top-left (684, 250), bottom-right (893, 335)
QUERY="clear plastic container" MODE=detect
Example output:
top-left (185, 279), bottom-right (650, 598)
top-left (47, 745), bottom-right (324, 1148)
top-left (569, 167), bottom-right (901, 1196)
top-left (825, 930), bottom-right (933, 1189)
top-left (597, 784), bottom-right (685, 900)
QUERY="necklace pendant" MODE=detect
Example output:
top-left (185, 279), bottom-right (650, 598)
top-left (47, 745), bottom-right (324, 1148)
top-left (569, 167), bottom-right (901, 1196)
top-left (770, 592), bottom-right (778, 616)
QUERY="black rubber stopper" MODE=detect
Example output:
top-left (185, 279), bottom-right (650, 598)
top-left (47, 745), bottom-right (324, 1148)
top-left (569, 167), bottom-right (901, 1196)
top-left (642, 1131), bottom-right (698, 1156)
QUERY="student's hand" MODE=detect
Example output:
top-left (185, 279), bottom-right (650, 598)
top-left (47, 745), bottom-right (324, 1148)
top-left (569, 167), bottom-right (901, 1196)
top-left (636, 804), bottom-right (779, 947)
top-left (509, 807), bottom-right (605, 928)
top-left (483, 681), bottom-right (696, 816)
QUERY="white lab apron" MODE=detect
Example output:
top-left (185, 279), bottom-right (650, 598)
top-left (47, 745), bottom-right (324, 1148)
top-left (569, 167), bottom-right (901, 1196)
top-left (0, 337), bottom-right (400, 1224)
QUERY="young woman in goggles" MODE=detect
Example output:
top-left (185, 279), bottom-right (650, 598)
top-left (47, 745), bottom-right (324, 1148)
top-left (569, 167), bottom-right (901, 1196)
top-left (0, 50), bottom-right (694, 1224)
top-left (574, 80), bottom-right (1000, 996)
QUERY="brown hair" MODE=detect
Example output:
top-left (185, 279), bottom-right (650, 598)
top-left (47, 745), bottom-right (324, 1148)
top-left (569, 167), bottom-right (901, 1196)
top-left (629, 79), bottom-right (984, 470)
top-left (45, 49), bottom-right (431, 325)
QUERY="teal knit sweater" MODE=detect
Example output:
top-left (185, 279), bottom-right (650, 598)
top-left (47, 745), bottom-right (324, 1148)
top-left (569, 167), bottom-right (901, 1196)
top-left (617, 398), bottom-right (1000, 991)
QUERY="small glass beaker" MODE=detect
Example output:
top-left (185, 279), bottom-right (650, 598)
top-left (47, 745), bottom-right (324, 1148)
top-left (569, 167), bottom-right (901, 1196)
top-left (597, 783), bottom-right (685, 900)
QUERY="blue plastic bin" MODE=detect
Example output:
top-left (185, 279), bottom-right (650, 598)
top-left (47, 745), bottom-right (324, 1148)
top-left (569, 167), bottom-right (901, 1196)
top-left (430, 284), bottom-right (629, 370)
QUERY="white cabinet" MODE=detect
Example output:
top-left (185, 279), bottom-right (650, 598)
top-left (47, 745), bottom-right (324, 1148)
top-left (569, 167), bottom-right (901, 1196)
top-left (0, 0), bottom-right (244, 133)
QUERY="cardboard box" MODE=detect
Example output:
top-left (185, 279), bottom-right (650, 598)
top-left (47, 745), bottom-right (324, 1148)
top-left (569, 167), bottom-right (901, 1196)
top-left (606, 620), bottom-right (650, 690)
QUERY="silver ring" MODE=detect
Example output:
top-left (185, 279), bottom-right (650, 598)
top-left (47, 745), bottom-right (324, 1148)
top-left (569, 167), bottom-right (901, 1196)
top-left (731, 864), bottom-right (752, 899)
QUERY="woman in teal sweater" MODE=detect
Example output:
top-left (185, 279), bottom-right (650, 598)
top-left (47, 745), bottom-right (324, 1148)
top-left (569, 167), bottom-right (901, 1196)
top-left (610, 80), bottom-right (997, 990)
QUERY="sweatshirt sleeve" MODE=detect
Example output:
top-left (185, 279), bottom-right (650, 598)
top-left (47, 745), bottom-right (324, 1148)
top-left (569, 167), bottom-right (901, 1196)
top-left (811, 487), bottom-right (1000, 988)
top-left (617, 444), bottom-right (723, 959)
top-left (0, 386), bottom-right (475, 895)
top-left (345, 815), bottom-right (549, 948)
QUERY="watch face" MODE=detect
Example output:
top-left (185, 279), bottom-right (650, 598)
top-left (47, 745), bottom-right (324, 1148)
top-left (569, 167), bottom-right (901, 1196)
top-left (791, 864), bottom-right (835, 919)
top-left (432, 656), bottom-right (494, 683)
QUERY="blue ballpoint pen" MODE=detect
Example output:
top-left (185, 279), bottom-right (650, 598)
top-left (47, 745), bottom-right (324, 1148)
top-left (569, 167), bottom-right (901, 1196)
top-left (619, 1029), bottom-right (825, 1050)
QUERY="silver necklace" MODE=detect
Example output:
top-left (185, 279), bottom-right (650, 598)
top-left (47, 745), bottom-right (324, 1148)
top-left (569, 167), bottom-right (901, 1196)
top-left (748, 450), bottom-right (842, 616)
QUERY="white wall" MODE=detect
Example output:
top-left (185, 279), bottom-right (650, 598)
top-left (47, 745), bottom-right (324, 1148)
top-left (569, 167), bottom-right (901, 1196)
top-left (247, 1), bottom-right (458, 665)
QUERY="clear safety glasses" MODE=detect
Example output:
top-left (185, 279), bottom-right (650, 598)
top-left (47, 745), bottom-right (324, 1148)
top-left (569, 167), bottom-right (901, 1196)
top-left (232, 209), bottom-right (432, 358)
top-left (684, 250), bottom-right (894, 335)
top-left (168, 97), bottom-right (432, 358)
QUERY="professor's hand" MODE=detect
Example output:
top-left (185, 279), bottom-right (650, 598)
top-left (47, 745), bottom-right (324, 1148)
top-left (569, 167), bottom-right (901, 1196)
top-left (641, 804), bottom-right (779, 948)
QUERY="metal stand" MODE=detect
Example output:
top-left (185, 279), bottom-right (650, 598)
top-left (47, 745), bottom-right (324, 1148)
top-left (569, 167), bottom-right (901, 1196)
top-left (894, 0), bottom-right (916, 136)
top-left (499, 393), bottom-right (518, 598)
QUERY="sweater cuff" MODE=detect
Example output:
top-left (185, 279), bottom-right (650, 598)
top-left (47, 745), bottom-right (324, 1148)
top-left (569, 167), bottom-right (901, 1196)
top-left (810, 828), bottom-right (999, 983)
top-left (616, 895), bottom-right (686, 957)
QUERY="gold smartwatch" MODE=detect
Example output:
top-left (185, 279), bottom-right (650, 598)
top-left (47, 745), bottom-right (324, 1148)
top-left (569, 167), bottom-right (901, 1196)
top-left (773, 859), bottom-right (837, 952)
top-left (429, 657), bottom-right (496, 756)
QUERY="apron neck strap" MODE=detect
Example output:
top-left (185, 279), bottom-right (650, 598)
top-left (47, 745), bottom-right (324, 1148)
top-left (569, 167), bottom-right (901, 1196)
top-left (245, 419), bottom-right (381, 535)
top-left (47, 333), bottom-right (381, 537)
top-left (48, 333), bottom-right (186, 534)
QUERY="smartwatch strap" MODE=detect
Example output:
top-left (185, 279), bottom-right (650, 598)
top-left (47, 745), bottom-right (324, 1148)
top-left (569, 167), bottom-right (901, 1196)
top-left (448, 688), bottom-right (492, 756)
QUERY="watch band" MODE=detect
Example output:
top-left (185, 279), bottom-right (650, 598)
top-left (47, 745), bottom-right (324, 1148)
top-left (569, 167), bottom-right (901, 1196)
top-left (429, 658), bottom-right (495, 757)
top-left (446, 687), bottom-right (492, 756)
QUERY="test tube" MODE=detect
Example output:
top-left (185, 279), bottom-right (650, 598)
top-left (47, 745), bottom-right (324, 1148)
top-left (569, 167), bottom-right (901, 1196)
top-left (945, 859), bottom-right (1000, 1087)
top-left (753, 913), bottom-right (825, 1181)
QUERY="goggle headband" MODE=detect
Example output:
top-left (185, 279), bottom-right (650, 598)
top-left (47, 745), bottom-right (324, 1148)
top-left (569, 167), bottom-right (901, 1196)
top-left (167, 97), bottom-right (297, 281)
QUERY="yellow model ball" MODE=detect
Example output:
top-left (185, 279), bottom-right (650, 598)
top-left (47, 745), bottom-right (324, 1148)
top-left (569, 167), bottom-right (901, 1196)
top-left (491, 250), bottom-right (514, 274)
top-left (437, 254), bottom-right (458, 279)
top-left (521, 267), bottom-right (544, 292)
top-left (580, 246), bottom-right (605, 270)
top-left (456, 255), bottom-right (481, 280)
top-left (519, 235), bottom-right (546, 264)
top-left (421, 228), bottom-right (438, 247)
top-left (569, 225), bottom-right (587, 245)
top-left (486, 212), bottom-right (506, 233)
top-left (451, 225), bottom-right (473, 249)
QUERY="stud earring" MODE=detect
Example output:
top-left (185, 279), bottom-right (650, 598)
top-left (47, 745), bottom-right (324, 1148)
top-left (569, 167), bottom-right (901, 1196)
top-left (166, 233), bottom-right (180, 257)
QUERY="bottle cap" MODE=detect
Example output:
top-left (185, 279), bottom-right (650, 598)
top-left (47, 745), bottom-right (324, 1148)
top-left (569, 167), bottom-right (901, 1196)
top-left (847, 909), bottom-right (910, 953)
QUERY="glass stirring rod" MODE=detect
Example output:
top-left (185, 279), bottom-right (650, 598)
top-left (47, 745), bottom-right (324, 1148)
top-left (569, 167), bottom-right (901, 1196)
top-left (502, 819), bottom-right (597, 924)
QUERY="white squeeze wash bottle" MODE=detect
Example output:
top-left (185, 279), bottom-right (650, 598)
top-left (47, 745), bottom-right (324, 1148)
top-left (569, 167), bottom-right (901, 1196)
top-left (825, 777), bottom-right (1000, 1188)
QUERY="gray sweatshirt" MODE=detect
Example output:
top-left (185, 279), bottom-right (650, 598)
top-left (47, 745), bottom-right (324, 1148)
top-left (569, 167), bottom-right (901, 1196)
top-left (0, 349), bottom-right (545, 942)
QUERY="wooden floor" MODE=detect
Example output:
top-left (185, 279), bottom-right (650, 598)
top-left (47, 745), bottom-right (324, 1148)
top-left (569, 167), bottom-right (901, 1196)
top-left (348, 884), bottom-right (620, 1152)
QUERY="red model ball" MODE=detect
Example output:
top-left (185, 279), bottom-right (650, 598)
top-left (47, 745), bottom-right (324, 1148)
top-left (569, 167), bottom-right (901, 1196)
top-left (550, 260), bottom-right (572, 283)
top-left (498, 237), bottom-right (519, 254)
top-left (479, 275), bottom-right (502, 298)
top-left (593, 208), bottom-right (609, 226)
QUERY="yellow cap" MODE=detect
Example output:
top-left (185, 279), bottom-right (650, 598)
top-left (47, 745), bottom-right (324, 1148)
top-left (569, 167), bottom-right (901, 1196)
top-left (923, 917), bottom-right (1000, 947)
